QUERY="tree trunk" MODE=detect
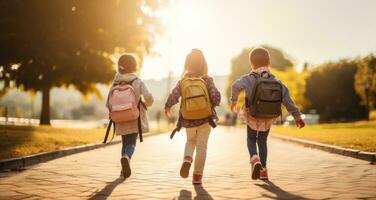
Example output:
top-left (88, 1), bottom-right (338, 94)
top-left (40, 86), bottom-right (51, 125)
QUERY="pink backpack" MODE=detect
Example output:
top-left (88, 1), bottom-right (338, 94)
top-left (107, 79), bottom-right (139, 123)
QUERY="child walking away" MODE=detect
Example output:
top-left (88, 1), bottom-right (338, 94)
top-left (165, 49), bottom-right (221, 185)
top-left (230, 47), bottom-right (305, 180)
top-left (106, 54), bottom-right (154, 179)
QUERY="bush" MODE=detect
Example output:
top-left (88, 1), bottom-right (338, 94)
top-left (305, 60), bottom-right (367, 122)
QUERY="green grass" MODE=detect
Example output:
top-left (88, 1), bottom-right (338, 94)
top-left (271, 121), bottom-right (376, 152)
top-left (0, 125), bottom-right (169, 160)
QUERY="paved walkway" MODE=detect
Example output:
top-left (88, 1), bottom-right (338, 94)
top-left (0, 127), bottom-right (375, 200)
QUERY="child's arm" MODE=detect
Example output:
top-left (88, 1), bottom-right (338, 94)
top-left (164, 82), bottom-right (181, 117)
top-left (230, 77), bottom-right (247, 112)
top-left (140, 80), bottom-right (154, 107)
top-left (281, 84), bottom-right (305, 128)
top-left (205, 76), bottom-right (221, 106)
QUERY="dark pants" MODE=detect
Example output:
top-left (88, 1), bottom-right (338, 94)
top-left (121, 133), bottom-right (138, 159)
top-left (247, 126), bottom-right (269, 168)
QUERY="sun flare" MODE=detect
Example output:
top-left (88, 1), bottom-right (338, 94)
top-left (141, 0), bottom-right (215, 80)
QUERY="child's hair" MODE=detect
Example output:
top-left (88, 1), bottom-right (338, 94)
top-left (249, 47), bottom-right (270, 68)
top-left (118, 54), bottom-right (138, 74)
top-left (181, 49), bottom-right (208, 77)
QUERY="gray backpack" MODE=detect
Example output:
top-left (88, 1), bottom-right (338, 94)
top-left (246, 72), bottom-right (283, 118)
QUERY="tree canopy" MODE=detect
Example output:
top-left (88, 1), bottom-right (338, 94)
top-left (354, 54), bottom-right (376, 110)
top-left (305, 60), bottom-right (367, 122)
top-left (0, 0), bottom-right (163, 124)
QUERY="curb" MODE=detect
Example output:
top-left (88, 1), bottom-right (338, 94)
top-left (0, 141), bottom-right (121, 172)
top-left (0, 131), bottom-right (168, 172)
top-left (271, 134), bottom-right (375, 164)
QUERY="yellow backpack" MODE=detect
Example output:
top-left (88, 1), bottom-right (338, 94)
top-left (180, 77), bottom-right (212, 119)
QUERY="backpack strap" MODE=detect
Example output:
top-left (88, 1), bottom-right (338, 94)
top-left (117, 78), bottom-right (138, 86)
top-left (170, 113), bottom-right (183, 139)
top-left (250, 71), bottom-right (271, 79)
top-left (127, 78), bottom-right (138, 85)
top-left (137, 99), bottom-right (145, 142)
top-left (246, 72), bottom-right (259, 108)
top-left (250, 72), bottom-right (260, 79)
top-left (111, 123), bottom-right (116, 142)
top-left (208, 118), bottom-right (217, 128)
top-left (137, 115), bottom-right (143, 142)
top-left (103, 120), bottom-right (115, 144)
top-left (170, 114), bottom-right (217, 140)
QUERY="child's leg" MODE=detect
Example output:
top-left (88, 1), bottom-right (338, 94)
top-left (247, 126), bottom-right (258, 159)
top-left (120, 133), bottom-right (137, 178)
top-left (257, 130), bottom-right (270, 168)
top-left (180, 127), bottom-right (197, 178)
top-left (248, 126), bottom-right (263, 180)
top-left (121, 133), bottom-right (138, 159)
top-left (193, 123), bottom-right (211, 175)
top-left (121, 135), bottom-right (127, 157)
top-left (184, 127), bottom-right (197, 159)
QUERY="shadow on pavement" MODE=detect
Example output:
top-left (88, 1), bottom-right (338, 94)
top-left (194, 185), bottom-right (214, 200)
top-left (89, 177), bottom-right (124, 200)
top-left (255, 180), bottom-right (309, 200)
top-left (176, 185), bottom-right (213, 200)
top-left (176, 189), bottom-right (192, 200)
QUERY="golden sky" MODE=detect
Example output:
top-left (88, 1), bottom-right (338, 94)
top-left (140, 0), bottom-right (376, 80)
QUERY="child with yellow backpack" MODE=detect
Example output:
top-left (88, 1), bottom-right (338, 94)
top-left (165, 49), bottom-right (221, 185)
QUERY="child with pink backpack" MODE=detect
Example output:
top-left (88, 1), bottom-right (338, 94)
top-left (106, 54), bottom-right (154, 179)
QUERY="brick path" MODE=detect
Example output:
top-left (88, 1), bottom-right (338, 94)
top-left (0, 127), bottom-right (375, 200)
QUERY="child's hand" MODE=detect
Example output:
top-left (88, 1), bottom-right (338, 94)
top-left (231, 103), bottom-right (237, 113)
top-left (165, 108), bottom-right (172, 119)
top-left (295, 118), bottom-right (305, 128)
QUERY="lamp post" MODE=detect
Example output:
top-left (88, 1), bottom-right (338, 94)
top-left (364, 83), bottom-right (370, 121)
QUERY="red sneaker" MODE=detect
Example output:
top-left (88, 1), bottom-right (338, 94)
top-left (250, 155), bottom-right (262, 180)
top-left (260, 168), bottom-right (268, 180)
top-left (192, 174), bottom-right (202, 185)
top-left (180, 156), bottom-right (193, 178)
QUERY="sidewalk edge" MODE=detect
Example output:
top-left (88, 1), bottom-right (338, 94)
top-left (271, 134), bottom-right (375, 164)
top-left (0, 132), bottom-right (164, 172)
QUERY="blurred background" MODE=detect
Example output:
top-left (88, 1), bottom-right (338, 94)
top-left (0, 0), bottom-right (375, 159)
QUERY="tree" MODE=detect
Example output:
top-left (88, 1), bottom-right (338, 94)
top-left (305, 60), bottom-right (367, 122)
top-left (0, 0), bottom-right (162, 124)
top-left (354, 54), bottom-right (376, 110)
top-left (225, 45), bottom-right (295, 104)
top-left (272, 68), bottom-right (310, 111)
